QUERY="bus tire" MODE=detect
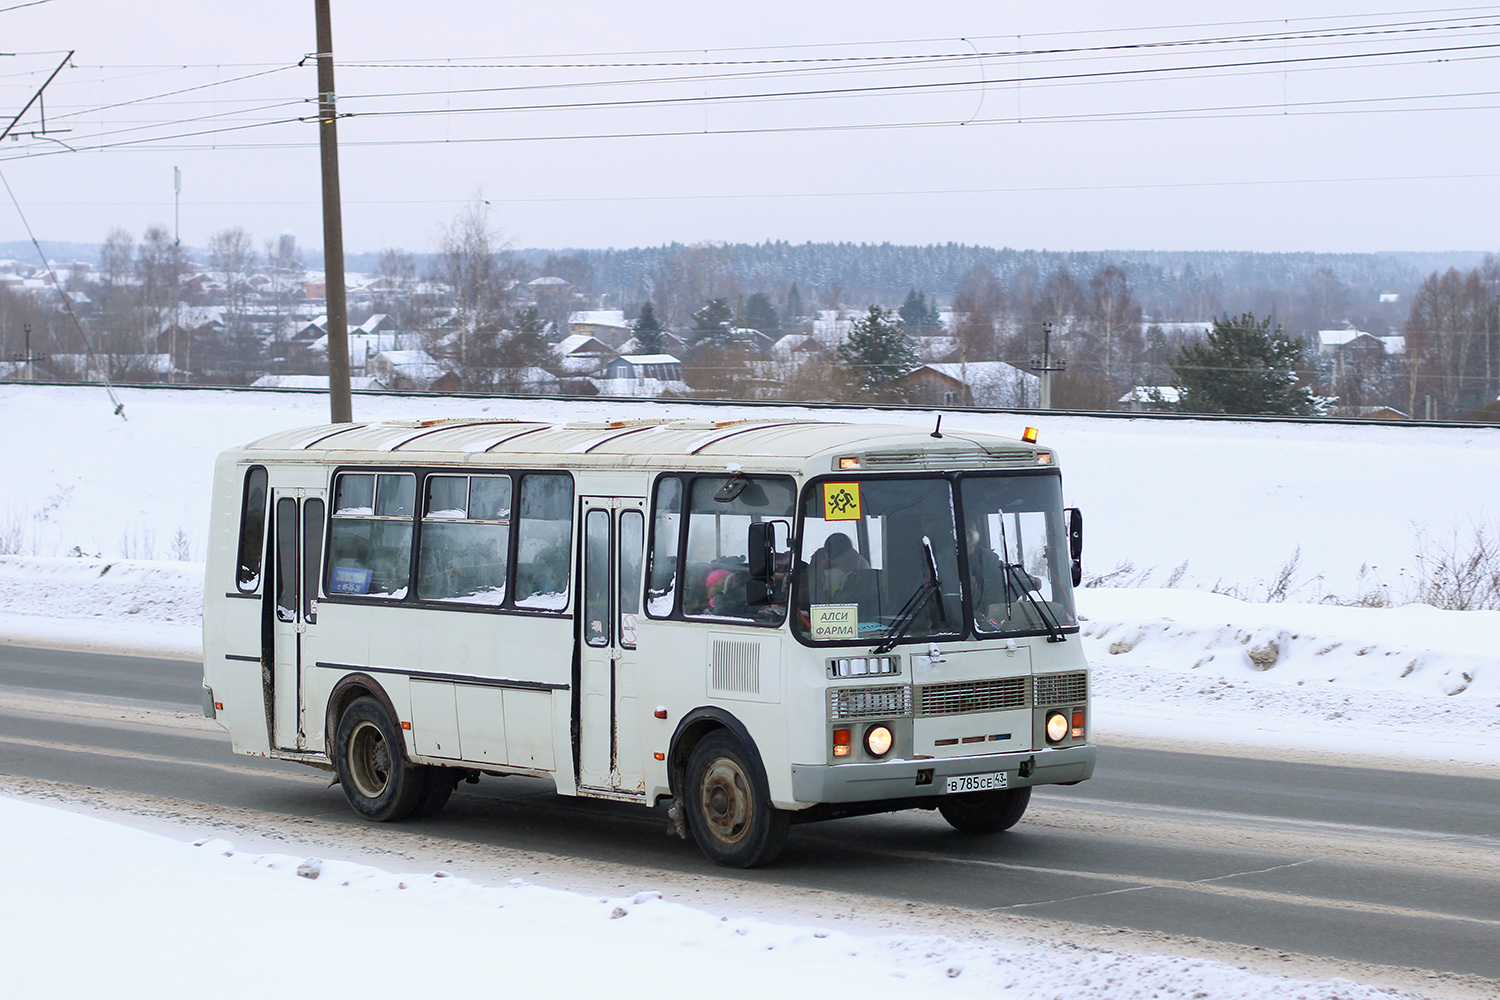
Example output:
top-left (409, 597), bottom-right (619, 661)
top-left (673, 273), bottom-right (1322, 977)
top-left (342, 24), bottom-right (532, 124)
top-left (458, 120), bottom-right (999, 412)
top-left (411, 767), bottom-right (457, 819)
top-left (334, 696), bottom-right (426, 822)
top-left (684, 730), bottom-right (789, 868)
top-left (937, 786), bottom-right (1031, 834)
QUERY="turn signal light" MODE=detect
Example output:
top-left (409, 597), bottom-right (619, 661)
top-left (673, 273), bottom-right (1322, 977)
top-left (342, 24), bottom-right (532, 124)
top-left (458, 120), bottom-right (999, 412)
top-left (833, 727), bottom-right (852, 757)
top-left (401, 721), bottom-right (412, 730)
top-left (1071, 710), bottom-right (1086, 739)
top-left (653, 752), bottom-right (665, 761)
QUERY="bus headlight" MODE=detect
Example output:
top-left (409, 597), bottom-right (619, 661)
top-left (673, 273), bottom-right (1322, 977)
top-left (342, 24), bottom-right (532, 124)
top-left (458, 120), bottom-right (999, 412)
top-left (864, 724), bottom-right (894, 757)
top-left (1045, 711), bottom-right (1069, 744)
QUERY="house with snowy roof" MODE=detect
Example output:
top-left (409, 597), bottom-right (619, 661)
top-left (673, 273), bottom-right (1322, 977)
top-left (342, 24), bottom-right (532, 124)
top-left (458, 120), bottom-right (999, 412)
top-left (895, 362), bottom-right (1038, 408)
top-left (568, 309), bottom-right (632, 348)
top-left (367, 349), bottom-right (449, 390)
top-left (1119, 386), bottom-right (1182, 412)
top-left (250, 374), bottom-right (388, 391)
top-left (1317, 329), bottom-right (1404, 357)
top-left (594, 354), bottom-right (690, 398)
top-left (551, 334), bottom-right (615, 376)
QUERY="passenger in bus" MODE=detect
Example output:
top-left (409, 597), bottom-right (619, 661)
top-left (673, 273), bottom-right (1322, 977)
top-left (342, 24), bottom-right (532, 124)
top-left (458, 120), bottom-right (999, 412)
top-left (705, 567), bottom-right (741, 617)
top-left (809, 532), bottom-right (868, 603)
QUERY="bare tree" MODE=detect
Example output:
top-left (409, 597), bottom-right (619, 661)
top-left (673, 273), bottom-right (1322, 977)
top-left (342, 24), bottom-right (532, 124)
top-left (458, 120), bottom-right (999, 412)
top-left (953, 264), bottom-right (1002, 362)
top-left (136, 226), bottom-right (187, 369)
top-left (436, 201), bottom-right (513, 370)
top-left (1086, 264), bottom-right (1143, 384)
top-left (208, 226), bottom-right (260, 373)
top-left (1405, 267), bottom-right (1492, 417)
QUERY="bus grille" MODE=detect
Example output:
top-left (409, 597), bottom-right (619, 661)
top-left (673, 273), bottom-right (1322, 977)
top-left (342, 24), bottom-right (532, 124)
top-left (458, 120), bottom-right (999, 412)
top-left (829, 685), bottom-right (912, 720)
top-left (1034, 672), bottom-right (1088, 705)
top-left (916, 677), bottom-right (1028, 716)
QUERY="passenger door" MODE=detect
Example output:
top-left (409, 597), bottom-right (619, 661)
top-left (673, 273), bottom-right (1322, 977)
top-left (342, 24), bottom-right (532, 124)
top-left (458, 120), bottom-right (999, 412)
top-left (270, 487), bottom-right (326, 751)
top-left (576, 497), bottom-right (646, 795)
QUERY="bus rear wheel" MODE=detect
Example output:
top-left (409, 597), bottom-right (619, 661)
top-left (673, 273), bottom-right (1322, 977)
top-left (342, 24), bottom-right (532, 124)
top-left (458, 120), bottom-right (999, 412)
top-left (684, 731), bottom-right (789, 868)
top-left (937, 785), bottom-right (1031, 834)
top-left (334, 696), bottom-right (426, 821)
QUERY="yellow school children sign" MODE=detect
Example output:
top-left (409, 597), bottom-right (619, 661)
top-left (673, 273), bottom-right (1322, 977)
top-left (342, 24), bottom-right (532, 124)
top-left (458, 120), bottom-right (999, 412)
top-left (822, 482), bottom-right (861, 520)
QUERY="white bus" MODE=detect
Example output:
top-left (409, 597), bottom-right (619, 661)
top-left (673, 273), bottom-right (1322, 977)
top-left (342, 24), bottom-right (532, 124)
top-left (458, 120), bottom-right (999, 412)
top-left (202, 416), bottom-right (1094, 867)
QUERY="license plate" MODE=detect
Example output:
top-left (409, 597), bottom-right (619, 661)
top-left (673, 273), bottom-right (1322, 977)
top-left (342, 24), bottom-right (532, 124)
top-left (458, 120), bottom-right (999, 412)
top-left (945, 771), bottom-right (1008, 794)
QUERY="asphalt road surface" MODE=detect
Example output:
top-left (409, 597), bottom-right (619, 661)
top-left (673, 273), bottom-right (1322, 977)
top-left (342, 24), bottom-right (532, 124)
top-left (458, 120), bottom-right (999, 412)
top-left (3, 644), bottom-right (1498, 983)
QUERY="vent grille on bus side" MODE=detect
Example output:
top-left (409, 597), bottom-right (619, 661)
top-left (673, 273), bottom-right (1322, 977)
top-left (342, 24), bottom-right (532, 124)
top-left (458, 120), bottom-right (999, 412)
top-left (1034, 671), bottom-right (1088, 705)
top-left (861, 448), bottom-right (1037, 470)
top-left (829, 685), bottom-right (912, 720)
top-left (916, 677), bottom-right (1028, 717)
top-left (711, 639), bottom-right (761, 695)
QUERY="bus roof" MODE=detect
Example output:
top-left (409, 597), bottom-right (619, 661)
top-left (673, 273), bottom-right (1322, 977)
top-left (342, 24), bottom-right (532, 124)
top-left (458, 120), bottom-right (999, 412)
top-left (228, 418), bottom-right (1056, 474)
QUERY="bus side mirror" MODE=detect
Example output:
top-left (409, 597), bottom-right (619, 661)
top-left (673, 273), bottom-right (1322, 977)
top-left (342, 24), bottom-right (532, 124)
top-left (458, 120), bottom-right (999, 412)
top-left (1066, 507), bottom-right (1083, 587)
top-left (746, 520), bottom-right (789, 606)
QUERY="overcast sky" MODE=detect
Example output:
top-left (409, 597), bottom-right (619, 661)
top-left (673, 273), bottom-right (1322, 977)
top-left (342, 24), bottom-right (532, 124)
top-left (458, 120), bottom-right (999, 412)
top-left (1, 1), bottom-right (1497, 257)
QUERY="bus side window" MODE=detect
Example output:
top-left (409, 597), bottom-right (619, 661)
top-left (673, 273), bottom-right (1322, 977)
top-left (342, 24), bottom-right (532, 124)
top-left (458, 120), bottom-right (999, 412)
top-left (619, 509), bottom-right (644, 647)
top-left (235, 466), bottom-right (268, 592)
top-left (513, 473), bottom-right (573, 611)
top-left (645, 476), bottom-right (682, 617)
top-left (416, 474), bottom-right (511, 605)
top-left (327, 472), bottom-right (414, 599)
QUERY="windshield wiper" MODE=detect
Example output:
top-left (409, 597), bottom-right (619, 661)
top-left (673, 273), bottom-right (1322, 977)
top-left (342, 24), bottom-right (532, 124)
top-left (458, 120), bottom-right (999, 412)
top-left (1000, 559), bottom-right (1066, 643)
top-left (873, 537), bottom-right (946, 655)
top-left (994, 509), bottom-right (1065, 643)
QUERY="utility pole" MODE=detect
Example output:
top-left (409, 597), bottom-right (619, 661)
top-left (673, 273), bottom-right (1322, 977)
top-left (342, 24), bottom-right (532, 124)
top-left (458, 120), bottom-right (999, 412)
top-left (314, 0), bottom-right (353, 423)
top-left (171, 167), bottom-right (181, 381)
top-left (13, 323), bottom-right (45, 381)
top-left (1030, 321), bottom-right (1066, 409)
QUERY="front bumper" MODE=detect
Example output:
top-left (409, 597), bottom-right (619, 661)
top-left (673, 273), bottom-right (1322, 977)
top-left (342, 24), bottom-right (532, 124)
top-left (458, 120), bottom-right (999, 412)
top-left (790, 743), bottom-right (1095, 804)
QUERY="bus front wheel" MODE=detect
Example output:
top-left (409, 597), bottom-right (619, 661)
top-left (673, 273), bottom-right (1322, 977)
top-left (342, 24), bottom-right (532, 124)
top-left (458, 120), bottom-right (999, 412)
top-left (684, 731), bottom-right (789, 868)
top-left (334, 696), bottom-right (427, 822)
top-left (937, 785), bottom-right (1031, 834)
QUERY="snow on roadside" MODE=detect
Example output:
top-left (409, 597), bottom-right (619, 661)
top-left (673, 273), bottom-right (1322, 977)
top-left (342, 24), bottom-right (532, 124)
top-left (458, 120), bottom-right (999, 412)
top-left (1079, 589), bottom-right (1500, 765)
top-left (0, 793), bottom-right (1437, 1000)
top-left (0, 555), bottom-right (200, 660)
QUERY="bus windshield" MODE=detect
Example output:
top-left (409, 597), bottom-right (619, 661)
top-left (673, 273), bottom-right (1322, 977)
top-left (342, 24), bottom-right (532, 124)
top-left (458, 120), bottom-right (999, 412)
top-left (960, 473), bottom-right (1078, 637)
top-left (794, 477), bottom-right (962, 645)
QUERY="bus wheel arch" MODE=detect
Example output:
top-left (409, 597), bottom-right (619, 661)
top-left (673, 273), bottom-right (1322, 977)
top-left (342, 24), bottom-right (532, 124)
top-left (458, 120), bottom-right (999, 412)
top-left (328, 676), bottom-right (443, 823)
top-left (669, 709), bottom-right (789, 868)
top-left (325, 673), bottom-right (403, 759)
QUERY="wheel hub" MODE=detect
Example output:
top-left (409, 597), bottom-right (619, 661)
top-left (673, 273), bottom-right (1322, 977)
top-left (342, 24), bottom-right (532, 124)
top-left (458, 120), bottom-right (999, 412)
top-left (348, 719), bottom-right (391, 799)
top-left (699, 757), bottom-right (752, 844)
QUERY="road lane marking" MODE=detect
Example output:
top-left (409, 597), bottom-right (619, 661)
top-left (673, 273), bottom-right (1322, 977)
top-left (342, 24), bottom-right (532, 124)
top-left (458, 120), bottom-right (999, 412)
top-left (0, 690), bottom-right (223, 734)
top-left (0, 732), bottom-right (327, 785)
top-left (829, 842), bottom-right (1500, 930)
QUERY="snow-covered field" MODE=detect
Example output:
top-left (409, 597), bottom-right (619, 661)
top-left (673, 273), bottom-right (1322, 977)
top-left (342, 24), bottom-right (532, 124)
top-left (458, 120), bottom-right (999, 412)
top-left (1, 383), bottom-right (1496, 999)
top-left (2, 382), bottom-right (1496, 596)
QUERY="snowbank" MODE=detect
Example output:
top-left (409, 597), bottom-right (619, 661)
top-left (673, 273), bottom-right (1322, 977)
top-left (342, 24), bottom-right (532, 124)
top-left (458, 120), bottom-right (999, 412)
top-left (1079, 589), bottom-right (1500, 766)
top-left (0, 555), bottom-right (200, 659)
top-left (0, 793), bottom-right (1432, 1000)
